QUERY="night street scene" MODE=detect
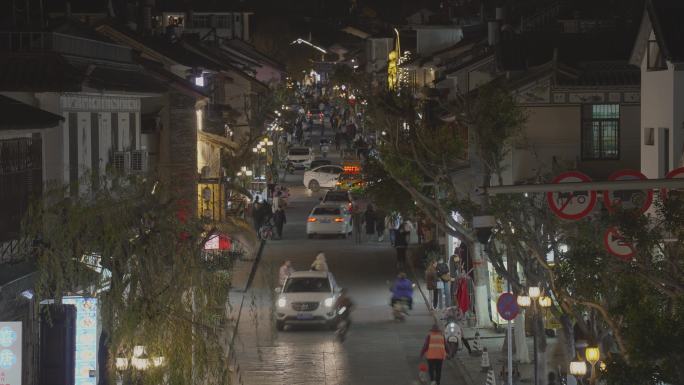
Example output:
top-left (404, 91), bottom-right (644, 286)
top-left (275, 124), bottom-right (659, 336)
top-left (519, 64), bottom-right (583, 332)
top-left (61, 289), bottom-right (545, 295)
top-left (1, 1), bottom-right (684, 385)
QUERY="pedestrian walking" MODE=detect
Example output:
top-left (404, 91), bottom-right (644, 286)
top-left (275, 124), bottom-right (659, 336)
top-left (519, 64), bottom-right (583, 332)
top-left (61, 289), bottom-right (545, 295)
top-left (278, 260), bottom-right (294, 287)
top-left (420, 324), bottom-right (448, 385)
top-left (425, 260), bottom-right (440, 309)
top-left (252, 197), bottom-right (263, 232)
top-left (394, 223), bottom-right (409, 269)
top-left (386, 212), bottom-right (401, 246)
top-left (273, 208), bottom-right (286, 239)
top-left (352, 205), bottom-right (364, 244)
top-left (375, 209), bottom-right (386, 242)
top-left (364, 204), bottom-right (376, 241)
top-left (310, 252), bottom-right (329, 272)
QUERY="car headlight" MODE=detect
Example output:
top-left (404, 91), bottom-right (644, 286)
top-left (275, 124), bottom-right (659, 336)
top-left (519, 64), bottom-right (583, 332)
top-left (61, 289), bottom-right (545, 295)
top-left (277, 298), bottom-right (287, 308)
top-left (323, 297), bottom-right (335, 307)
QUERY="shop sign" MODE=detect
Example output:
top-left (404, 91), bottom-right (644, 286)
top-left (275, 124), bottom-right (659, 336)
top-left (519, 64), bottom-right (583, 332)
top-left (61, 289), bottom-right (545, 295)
top-left (63, 297), bottom-right (98, 385)
top-left (546, 171), bottom-right (597, 220)
top-left (0, 322), bottom-right (21, 385)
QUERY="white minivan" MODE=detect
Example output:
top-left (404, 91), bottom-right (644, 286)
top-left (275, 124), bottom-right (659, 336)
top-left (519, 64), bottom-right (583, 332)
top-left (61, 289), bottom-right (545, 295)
top-left (286, 147), bottom-right (314, 169)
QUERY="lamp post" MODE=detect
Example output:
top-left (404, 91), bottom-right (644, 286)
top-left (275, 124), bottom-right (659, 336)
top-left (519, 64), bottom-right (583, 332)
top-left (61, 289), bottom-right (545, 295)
top-left (517, 286), bottom-right (552, 385)
top-left (569, 359), bottom-right (588, 384)
top-left (585, 346), bottom-right (600, 385)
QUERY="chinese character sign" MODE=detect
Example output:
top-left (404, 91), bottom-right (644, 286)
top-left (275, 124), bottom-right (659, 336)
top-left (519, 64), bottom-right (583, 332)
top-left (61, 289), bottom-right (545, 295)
top-left (63, 297), bottom-right (98, 385)
top-left (0, 322), bottom-right (21, 385)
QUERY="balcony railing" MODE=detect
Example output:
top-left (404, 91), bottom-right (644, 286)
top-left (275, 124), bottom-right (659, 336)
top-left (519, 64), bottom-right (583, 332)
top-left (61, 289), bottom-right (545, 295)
top-left (0, 31), bottom-right (133, 62)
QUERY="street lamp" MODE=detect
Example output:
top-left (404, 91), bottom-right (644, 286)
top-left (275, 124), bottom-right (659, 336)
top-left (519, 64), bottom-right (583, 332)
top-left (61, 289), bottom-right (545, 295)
top-left (585, 346), bottom-right (601, 385)
top-left (518, 287), bottom-right (551, 385)
top-left (569, 359), bottom-right (588, 382)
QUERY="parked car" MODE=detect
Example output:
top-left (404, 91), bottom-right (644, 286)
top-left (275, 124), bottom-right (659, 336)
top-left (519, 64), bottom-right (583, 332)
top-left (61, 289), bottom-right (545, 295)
top-left (276, 270), bottom-right (341, 330)
top-left (306, 204), bottom-right (352, 238)
top-left (286, 146), bottom-right (313, 169)
top-left (304, 165), bottom-right (343, 192)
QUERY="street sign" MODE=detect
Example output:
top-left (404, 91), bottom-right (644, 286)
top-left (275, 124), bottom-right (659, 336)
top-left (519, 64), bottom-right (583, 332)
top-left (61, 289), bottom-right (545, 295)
top-left (497, 292), bottom-right (520, 321)
top-left (603, 227), bottom-right (635, 261)
top-left (602, 169), bottom-right (653, 213)
top-left (546, 171), bottom-right (597, 220)
top-left (660, 166), bottom-right (684, 201)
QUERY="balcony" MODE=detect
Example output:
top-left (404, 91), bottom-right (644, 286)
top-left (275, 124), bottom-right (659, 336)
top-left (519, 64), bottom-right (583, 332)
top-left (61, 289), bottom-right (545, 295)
top-left (0, 32), bottom-right (133, 63)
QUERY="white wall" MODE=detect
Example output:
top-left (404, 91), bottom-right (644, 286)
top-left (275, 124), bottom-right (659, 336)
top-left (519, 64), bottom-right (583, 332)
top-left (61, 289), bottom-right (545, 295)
top-left (416, 27), bottom-right (463, 56)
top-left (640, 30), bottom-right (676, 179)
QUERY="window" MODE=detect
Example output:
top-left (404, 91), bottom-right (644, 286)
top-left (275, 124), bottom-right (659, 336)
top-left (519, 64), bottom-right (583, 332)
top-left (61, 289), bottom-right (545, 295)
top-left (647, 40), bottom-right (667, 70)
top-left (283, 278), bottom-right (331, 293)
top-left (644, 127), bottom-right (655, 146)
top-left (192, 15), bottom-right (210, 28)
top-left (215, 15), bottom-right (232, 29)
top-left (582, 104), bottom-right (620, 160)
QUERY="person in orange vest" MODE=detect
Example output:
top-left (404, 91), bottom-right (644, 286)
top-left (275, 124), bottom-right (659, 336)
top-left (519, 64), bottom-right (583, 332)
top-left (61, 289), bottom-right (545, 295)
top-left (420, 324), bottom-right (449, 385)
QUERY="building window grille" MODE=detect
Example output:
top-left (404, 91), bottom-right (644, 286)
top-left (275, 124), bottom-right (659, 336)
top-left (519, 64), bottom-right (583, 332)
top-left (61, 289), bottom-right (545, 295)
top-left (581, 104), bottom-right (620, 160)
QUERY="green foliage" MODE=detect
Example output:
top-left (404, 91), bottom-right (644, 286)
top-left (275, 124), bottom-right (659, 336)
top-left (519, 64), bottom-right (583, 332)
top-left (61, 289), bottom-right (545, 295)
top-left (23, 175), bottom-right (239, 385)
top-left (362, 156), bottom-right (415, 215)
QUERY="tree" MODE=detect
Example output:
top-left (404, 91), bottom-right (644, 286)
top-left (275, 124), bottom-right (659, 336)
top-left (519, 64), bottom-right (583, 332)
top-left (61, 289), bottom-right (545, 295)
top-left (23, 175), bottom-right (243, 385)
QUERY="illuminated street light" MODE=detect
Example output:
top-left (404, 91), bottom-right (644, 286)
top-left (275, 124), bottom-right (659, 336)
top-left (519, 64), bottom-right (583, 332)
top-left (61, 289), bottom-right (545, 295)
top-left (517, 295), bottom-right (531, 307)
top-left (538, 296), bottom-right (552, 308)
top-left (585, 346), bottom-right (600, 366)
top-left (528, 286), bottom-right (541, 299)
top-left (569, 360), bottom-right (587, 378)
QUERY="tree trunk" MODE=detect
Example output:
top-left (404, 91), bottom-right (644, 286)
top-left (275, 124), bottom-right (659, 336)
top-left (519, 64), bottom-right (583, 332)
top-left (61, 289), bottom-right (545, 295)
top-left (473, 243), bottom-right (491, 328)
top-left (534, 312), bottom-right (548, 385)
top-left (514, 311), bottom-right (531, 363)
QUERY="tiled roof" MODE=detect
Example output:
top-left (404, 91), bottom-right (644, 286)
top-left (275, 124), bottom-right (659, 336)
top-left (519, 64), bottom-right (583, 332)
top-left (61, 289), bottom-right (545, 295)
top-left (0, 52), bottom-right (83, 92)
top-left (647, 0), bottom-right (684, 62)
top-left (560, 62), bottom-right (640, 86)
top-left (0, 94), bottom-right (64, 130)
top-left (85, 66), bottom-right (169, 94)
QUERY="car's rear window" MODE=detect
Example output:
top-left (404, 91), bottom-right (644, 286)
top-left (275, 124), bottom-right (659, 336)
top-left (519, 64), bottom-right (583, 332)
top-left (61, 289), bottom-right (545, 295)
top-left (289, 148), bottom-right (310, 156)
top-left (283, 277), bottom-right (331, 293)
top-left (324, 192), bottom-right (349, 201)
top-left (313, 207), bottom-right (341, 215)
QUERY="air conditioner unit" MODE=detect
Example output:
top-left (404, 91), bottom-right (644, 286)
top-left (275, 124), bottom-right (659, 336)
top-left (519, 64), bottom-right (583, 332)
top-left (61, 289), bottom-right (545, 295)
top-left (111, 151), bottom-right (130, 173)
top-left (130, 150), bottom-right (148, 173)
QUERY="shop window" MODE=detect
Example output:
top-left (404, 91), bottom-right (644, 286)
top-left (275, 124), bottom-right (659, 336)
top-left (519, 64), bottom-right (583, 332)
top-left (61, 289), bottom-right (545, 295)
top-left (581, 104), bottom-right (620, 160)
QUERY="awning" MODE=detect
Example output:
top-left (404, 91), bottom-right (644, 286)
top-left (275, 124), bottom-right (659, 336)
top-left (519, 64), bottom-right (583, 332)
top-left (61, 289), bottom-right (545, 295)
top-left (0, 95), bottom-right (64, 130)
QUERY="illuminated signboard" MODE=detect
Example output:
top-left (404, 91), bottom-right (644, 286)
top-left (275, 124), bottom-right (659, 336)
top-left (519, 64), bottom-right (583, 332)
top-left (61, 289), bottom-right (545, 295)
top-left (63, 297), bottom-right (98, 385)
top-left (0, 322), bottom-right (21, 385)
top-left (343, 166), bottom-right (361, 174)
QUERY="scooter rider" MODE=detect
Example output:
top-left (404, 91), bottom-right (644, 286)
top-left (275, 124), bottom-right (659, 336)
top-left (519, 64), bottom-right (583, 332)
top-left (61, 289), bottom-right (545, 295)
top-left (443, 307), bottom-right (472, 356)
top-left (390, 272), bottom-right (414, 309)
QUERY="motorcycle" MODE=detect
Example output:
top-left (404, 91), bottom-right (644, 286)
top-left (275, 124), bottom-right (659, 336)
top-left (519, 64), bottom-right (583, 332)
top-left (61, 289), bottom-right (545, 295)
top-left (392, 298), bottom-right (410, 322)
top-left (335, 306), bottom-right (350, 342)
top-left (259, 221), bottom-right (274, 240)
top-left (444, 320), bottom-right (461, 359)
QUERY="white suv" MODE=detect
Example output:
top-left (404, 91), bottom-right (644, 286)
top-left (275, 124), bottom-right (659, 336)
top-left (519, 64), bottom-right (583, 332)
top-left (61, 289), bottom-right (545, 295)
top-left (276, 270), bottom-right (340, 330)
top-left (286, 147), bottom-right (314, 169)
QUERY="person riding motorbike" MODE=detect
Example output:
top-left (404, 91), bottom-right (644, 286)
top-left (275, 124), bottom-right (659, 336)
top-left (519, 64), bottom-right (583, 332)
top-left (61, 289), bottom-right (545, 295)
top-left (390, 272), bottom-right (414, 311)
top-left (334, 288), bottom-right (353, 341)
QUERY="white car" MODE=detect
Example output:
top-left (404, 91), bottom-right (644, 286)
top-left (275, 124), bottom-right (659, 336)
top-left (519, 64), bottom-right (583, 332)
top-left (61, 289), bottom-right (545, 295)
top-left (321, 190), bottom-right (354, 211)
top-left (306, 204), bottom-right (352, 238)
top-left (276, 271), bottom-right (341, 330)
top-left (286, 147), bottom-right (313, 169)
top-left (303, 165), bottom-right (343, 192)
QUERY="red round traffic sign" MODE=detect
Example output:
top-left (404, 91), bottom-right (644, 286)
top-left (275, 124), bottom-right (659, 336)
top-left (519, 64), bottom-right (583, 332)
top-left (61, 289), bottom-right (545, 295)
top-left (603, 227), bottom-right (634, 261)
top-left (602, 169), bottom-right (653, 213)
top-left (660, 167), bottom-right (684, 201)
top-left (546, 171), bottom-right (597, 220)
top-left (497, 292), bottom-right (519, 321)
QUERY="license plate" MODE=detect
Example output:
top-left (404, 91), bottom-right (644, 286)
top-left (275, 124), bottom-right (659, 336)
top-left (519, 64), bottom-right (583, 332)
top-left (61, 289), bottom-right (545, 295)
top-left (297, 313), bottom-right (313, 320)
top-left (320, 219), bottom-right (330, 223)
top-left (448, 336), bottom-right (459, 342)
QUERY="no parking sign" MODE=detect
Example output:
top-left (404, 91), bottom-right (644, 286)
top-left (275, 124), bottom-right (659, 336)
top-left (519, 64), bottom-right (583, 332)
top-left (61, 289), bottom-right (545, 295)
top-left (603, 227), bottom-right (635, 261)
top-left (546, 171), bottom-right (597, 220)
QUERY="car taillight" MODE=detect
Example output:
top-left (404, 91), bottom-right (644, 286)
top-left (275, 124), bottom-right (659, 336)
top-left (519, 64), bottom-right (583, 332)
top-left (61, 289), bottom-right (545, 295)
top-left (307, 217), bottom-right (317, 222)
top-left (334, 218), bottom-right (344, 222)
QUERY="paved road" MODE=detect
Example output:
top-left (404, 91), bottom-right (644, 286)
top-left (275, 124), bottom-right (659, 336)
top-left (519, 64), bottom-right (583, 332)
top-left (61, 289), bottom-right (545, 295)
top-left (233, 123), bottom-right (471, 385)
